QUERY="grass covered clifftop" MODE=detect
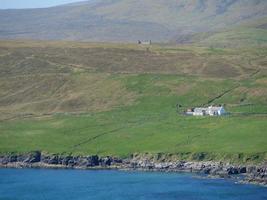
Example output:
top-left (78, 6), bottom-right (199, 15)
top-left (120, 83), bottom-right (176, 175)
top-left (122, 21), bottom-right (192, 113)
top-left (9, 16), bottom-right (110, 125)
top-left (1, 111), bottom-right (266, 164)
top-left (0, 40), bottom-right (266, 163)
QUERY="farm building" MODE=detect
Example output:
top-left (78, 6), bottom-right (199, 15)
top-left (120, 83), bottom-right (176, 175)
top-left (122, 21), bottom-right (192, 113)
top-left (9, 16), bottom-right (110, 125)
top-left (138, 40), bottom-right (152, 45)
top-left (186, 106), bottom-right (226, 116)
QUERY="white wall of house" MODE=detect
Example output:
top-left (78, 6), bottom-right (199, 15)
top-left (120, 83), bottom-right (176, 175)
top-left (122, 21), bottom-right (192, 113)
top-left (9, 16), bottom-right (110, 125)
top-left (187, 106), bottom-right (226, 116)
top-left (218, 107), bottom-right (226, 115)
top-left (193, 111), bottom-right (204, 116)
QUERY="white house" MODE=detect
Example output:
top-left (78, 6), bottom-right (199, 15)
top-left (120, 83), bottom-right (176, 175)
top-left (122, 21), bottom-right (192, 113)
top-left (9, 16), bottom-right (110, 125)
top-left (187, 106), bottom-right (226, 116)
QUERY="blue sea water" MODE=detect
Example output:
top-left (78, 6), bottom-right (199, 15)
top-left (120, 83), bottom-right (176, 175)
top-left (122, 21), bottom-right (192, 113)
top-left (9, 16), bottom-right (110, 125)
top-left (0, 169), bottom-right (266, 200)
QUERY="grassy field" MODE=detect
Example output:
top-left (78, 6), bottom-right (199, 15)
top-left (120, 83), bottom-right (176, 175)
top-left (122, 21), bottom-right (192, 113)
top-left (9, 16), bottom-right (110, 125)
top-left (0, 41), bottom-right (266, 163)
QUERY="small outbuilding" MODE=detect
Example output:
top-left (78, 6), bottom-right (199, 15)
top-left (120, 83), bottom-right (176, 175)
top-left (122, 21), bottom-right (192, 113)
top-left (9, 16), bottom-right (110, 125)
top-left (138, 40), bottom-right (152, 45)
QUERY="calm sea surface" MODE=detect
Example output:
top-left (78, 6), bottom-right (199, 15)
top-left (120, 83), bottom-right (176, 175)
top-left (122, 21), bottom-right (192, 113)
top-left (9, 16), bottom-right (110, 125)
top-left (0, 168), bottom-right (266, 200)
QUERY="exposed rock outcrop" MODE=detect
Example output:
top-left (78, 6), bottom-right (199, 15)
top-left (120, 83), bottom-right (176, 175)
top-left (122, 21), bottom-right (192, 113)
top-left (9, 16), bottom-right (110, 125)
top-left (0, 152), bottom-right (266, 186)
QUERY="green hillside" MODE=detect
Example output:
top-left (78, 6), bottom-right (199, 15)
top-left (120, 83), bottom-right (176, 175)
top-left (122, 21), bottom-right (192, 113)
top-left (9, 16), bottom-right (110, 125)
top-left (194, 17), bottom-right (267, 48)
top-left (172, 17), bottom-right (267, 48)
top-left (198, 28), bottom-right (267, 48)
top-left (0, 40), bottom-right (266, 163)
top-left (0, 0), bottom-right (267, 42)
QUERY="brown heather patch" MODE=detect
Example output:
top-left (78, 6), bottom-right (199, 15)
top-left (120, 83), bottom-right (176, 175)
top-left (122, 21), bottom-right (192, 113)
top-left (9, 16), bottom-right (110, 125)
top-left (247, 88), bottom-right (267, 97)
top-left (0, 73), bottom-right (138, 119)
top-left (255, 78), bottom-right (267, 85)
top-left (202, 60), bottom-right (240, 78)
top-left (235, 87), bottom-right (249, 93)
top-left (0, 40), bottom-right (257, 78)
top-left (170, 83), bottom-right (194, 96)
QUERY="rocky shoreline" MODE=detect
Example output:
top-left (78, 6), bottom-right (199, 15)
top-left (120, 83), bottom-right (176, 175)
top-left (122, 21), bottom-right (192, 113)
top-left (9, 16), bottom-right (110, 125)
top-left (0, 152), bottom-right (266, 186)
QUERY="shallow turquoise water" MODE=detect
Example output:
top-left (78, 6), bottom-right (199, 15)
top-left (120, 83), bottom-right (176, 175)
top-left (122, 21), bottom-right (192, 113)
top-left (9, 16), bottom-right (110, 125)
top-left (0, 169), bottom-right (266, 200)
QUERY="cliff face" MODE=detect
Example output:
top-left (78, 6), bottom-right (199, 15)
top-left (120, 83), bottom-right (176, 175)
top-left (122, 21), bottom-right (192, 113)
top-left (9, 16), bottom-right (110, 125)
top-left (0, 152), bottom-right (266, 186)
top-left (0, 0), bottom-right (266, 42)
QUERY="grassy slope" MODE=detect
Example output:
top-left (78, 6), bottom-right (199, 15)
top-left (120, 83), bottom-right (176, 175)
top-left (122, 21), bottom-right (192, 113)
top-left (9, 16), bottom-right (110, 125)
top-left (0, 41), bottom-right (266, 163)
top-left (0, 0), bottom-right (267, 42)
top-left (197, 28), bottom-right (267, 48)
top-left (192, 17), bottom-right (267, 48)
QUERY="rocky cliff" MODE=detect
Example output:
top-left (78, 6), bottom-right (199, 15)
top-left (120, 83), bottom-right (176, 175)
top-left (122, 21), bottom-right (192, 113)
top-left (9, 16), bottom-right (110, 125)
top-left (0, 152), bottom-right (266, 186)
